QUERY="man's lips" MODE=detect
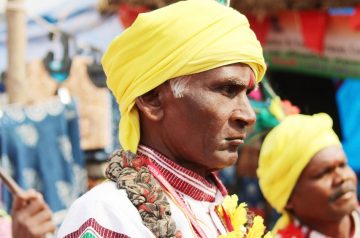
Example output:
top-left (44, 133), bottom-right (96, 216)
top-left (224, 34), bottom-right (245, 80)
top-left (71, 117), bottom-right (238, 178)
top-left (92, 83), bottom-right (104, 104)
top-left (225, 137), bottom-right (245, 146)
top-left (329, 185), bottom-right (357, 202)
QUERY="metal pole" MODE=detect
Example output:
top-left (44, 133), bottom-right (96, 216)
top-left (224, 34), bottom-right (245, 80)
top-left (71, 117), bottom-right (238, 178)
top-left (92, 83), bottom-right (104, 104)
top-left (5, 0), bottom-right (28, 104)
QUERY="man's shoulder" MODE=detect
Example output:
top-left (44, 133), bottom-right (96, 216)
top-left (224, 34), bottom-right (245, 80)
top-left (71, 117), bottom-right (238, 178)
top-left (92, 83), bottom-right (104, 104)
top-left (65, 181), bottom-right (117, 207)
top-left (68, 180), bottom-right (138, 214)
top-left (79, 180), bottom-right (128, 202)
top-left (57, 181), bottom-right (147, 238)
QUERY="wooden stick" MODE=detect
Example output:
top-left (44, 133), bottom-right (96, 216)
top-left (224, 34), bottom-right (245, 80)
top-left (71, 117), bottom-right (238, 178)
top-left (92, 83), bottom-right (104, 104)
top-left (6, 0), bottom-right (28, 103)
top-left (0, 168), bottom-right (23, 196)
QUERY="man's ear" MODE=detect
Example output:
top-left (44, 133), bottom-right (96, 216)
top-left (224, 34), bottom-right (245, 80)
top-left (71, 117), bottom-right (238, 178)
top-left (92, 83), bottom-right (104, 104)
top-left (285, 198), bottom-right (294, 212)
top-left (135, 87), bottom-right (164, 121)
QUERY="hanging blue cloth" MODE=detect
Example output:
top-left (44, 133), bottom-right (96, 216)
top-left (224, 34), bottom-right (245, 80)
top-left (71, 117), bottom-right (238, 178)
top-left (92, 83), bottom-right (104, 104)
top-left (336, 78), bottom-right (360, 172)
top-left (0, 98), bottom-right (86, 222)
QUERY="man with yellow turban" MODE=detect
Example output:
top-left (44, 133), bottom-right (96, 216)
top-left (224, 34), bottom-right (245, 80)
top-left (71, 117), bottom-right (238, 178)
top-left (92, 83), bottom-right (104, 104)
top-left (257, 113), bottom-right (359, 238)
top-left (58, 0), bottom-right (267, 237)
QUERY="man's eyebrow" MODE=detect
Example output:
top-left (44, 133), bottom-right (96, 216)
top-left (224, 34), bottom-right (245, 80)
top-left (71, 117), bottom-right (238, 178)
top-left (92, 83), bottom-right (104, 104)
top-left (217, 74), bottom-right (255, 90)
top-left (222, 77), bottom-right (248, 86)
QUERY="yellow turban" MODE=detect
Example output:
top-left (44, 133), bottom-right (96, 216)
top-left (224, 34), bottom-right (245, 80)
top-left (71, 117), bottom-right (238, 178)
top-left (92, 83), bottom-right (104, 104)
top-left (102, 0), bottom-right (266, 152)
top-left (257, 113), bottom-right (341, 232)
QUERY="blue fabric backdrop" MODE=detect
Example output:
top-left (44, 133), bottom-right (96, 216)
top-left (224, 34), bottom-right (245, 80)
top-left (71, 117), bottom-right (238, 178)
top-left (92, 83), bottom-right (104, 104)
top-left (0, 98), bottom-right (86, 223)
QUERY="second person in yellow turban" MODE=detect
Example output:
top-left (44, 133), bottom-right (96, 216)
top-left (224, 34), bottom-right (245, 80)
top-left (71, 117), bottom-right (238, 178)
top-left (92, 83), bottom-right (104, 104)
top-left (257, 113), bottom-right (359, 237)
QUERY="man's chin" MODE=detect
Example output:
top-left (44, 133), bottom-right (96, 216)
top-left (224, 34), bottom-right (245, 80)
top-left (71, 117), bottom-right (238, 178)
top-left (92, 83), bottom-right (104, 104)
top-left (330, 197), bottom-right (358, 217)
top-left (213, 150), bottom-right (238, 168)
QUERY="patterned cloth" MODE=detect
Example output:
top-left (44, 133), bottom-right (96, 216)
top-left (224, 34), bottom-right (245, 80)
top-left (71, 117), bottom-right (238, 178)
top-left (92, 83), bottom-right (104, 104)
top-left (276, 209), bottom-right (360, 238)
top-left (0, 98), bottom-right (87, 224)
top-left (58, 145), bottom-right (228, 238)
top-left (105, 150), bottom-right (178, 237)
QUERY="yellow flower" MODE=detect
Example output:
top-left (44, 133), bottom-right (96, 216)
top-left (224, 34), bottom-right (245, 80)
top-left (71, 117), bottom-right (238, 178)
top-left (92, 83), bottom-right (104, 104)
top-left (217, 195), bottom-right (273, 238)
top-left (232, 202), bottom-right (247, 230)
top-left (264, 231), bottom-right (273, 238)
top-left (218, 230), bottom-right (244, 238)
top-left (217, 194), bottom-right (239, 217)
top-left (247, 216), bottom-right (266, 238)
top-left (269, 96), bottom-right (285, 120)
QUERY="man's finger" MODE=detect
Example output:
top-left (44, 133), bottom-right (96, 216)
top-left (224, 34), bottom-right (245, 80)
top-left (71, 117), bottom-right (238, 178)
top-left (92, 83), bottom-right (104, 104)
top-left (29, 220), bottom-right (57, 238)
top-left (12, 189), bottom-right (42, 211)
top-left (27, 207), bottom-right (54, 225)
top-left (24, 199), bottom-right (48, 217)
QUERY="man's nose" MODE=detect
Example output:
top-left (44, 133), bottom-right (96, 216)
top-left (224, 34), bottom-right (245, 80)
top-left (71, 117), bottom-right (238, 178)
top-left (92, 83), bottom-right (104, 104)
top-left (230, 96), bottom-right (256, 128)
top-left (333, 167), bottom-right (346, 185)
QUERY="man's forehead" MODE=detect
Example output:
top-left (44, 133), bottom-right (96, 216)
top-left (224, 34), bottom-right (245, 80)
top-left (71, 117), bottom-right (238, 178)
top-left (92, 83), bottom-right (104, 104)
top-left (190, 63), bottom-right (254, 81)
top-left (311, 146), bottom-right (346, 164)
top-left (301, 146), bottom-right (346, 174)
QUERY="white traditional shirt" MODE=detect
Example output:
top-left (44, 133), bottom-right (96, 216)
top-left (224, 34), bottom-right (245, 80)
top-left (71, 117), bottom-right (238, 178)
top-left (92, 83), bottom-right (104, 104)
top-left (57, 145), bottom-right (228, 238)
top-left (276, 209), bottom-right (360, 238)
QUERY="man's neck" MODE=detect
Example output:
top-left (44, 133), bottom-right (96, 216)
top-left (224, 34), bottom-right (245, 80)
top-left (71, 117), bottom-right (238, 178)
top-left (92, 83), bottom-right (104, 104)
top-left (139, 141), bottom-right (211, 178)
top-left (173, 159), bottom-right (212, 179)
top-left (137, 144), bottom-right (228, 200)
top-left (302, 214), bottom-right (353, 238)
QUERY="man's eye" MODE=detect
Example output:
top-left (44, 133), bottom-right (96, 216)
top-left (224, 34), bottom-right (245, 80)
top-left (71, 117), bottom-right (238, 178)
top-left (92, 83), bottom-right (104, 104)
top-left (220, 85), bottom-right (239, 97)
top-left (316, 168), bottom-right (333, 178)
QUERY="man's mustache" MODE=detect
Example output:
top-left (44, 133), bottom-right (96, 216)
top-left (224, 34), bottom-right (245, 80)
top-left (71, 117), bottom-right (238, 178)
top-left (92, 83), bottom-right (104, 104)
top-left (329, 183), bottom-right (357, 202)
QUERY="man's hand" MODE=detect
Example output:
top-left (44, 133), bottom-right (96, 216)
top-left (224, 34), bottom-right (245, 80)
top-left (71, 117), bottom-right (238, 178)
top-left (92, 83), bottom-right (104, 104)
top-left (11, 189), bottom-right (56, 238)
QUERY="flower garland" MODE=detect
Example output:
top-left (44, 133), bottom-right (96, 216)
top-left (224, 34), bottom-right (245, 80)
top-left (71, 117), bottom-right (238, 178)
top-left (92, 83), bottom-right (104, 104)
top-left (105, 150), bottom-right (181, 238)
top-left (216, 194), bottom-right (273, 238)
top-left (106, 149), bottom-right (272, 238)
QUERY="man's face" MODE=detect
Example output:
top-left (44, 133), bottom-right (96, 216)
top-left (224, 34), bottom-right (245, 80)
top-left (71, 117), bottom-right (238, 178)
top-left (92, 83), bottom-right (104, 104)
top-left (288, 146), bottom-right (358, 223)
top-left (159, 63), bottom-right (256, 173)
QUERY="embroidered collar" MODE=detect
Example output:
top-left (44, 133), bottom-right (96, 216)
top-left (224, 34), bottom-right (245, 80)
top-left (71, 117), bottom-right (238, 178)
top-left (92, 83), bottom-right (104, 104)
top-left (137, 145), bottom-right (225, 202)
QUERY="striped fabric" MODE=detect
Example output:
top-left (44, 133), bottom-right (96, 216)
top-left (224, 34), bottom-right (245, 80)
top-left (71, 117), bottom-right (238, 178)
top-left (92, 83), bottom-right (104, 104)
top-left (138, 145), bottom-right (219, 202)
top-left (64, 218), bottom-right (130, 238)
